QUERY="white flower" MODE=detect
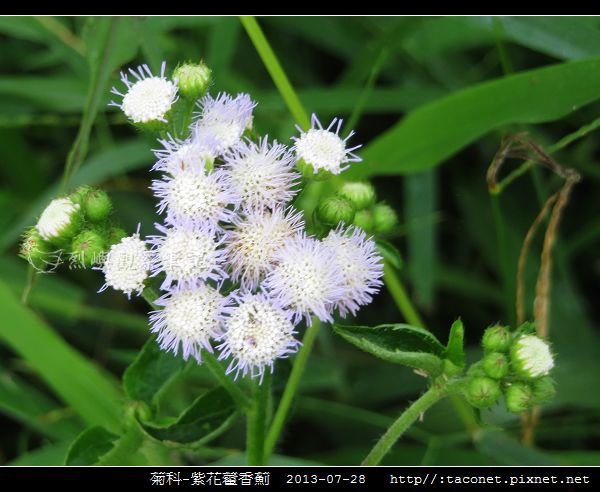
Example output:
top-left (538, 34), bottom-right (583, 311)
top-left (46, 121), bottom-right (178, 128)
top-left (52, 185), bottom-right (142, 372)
top-left (293, 114), bottom-right (361, 175)
top-left (224, 207), bottom-right (304, 290)
top-left (36, 197), bottom-right (80, 242)
top-left (192, 92), bottom-right (256, 153)
top-left (99, 233), bottom-right (149, 298)
top-left (322, 225), bottom-right (383, 317)
top-left (218, 292), bottom-right (300, 380)
top-left (511, 335), bottom-right (555, 379)
top-left (263, 234), bottom-right (344, 324)
top-left (149, 285), bottom-right (226, 362)
top-left (110, 62), bottom-right (178, 124)
top-left (148, 224), bottom-right (227, 290)
top-left (152, 135), bottom-right (216, 175)
top-left (151, 168), bottom-right (239, 229)
top-left (223, 137), bottom-right (299, 211)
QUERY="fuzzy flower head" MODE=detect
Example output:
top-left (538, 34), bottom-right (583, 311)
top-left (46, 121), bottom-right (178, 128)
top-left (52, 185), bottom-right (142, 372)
top-left (99, 233), bottom-right (149, 298)
top-left (149, 285), bottom-right (226, 362)
top-left (322, 225), bottom-right (383, 317)
top-left (263, 234), bottom-right (344, 324)
top-left (224, 207), bottom-right (304, 291)
top-left (223, 137), bottom-right (299, 211)
top-left (151, 168), bottom-right (239, 229)
top-left (511, 335), bottom-right (555, 379)
top-left (152, 135), bottom-right (218, 175)
top-left (293, 114), bottom-right (361, 175)
top-left (218, 292), bottom-right (300, 381)
top-left (110, 62), bottom-right (178, 124)
top-left (148, 223), bottom-right (227, 291)
top-left (193, 93), bottom-right (256, 153)
top-left (36, 197), bottom-right (81, 243)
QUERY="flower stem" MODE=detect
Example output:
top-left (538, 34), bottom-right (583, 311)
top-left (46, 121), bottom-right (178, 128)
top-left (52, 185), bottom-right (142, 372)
top-left (362, 381), bottom-right (454, 466)
top-left (247, 371), bottom-right (271, 465)
top-left (203, 352), bottom-right (251, 411)
top-left (383, 260), bottom-right (425, 328)
top-left (264, 320), bottom-right (320, 460)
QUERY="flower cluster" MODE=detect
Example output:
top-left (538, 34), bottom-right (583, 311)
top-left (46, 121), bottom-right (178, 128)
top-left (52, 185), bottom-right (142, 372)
top-left (100, 62), bottom-right (384, 381)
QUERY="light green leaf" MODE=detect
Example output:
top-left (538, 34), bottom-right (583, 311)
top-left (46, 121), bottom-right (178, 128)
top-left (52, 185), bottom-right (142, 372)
top-left (8, 441), bottom-right (72, 466)
top-left (351, 57), bottom-right (600, 177)
top-left (333, 323), bottom-right (445, 376)
top-left (65, 426), bottom-right (118, 465)
top-left (139, 387), bottom-right (238, 444)
top-left (123, 337), bottom-right (186, 408)
top-left (0, 279), bottom-right (123, 430)
top-left (0, 77), bottom-right (87, 112)
top-left (445, 319), bottom-right (465, 368)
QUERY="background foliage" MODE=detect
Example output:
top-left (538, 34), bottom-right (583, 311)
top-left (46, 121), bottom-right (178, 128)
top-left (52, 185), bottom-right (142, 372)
top-left (0, 16), bottom-right (598, 465)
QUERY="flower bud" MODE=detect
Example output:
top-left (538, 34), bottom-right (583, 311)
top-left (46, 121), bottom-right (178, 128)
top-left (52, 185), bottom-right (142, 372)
top-left (71, 229), bottom-right (106, 268)
top-left (372, 203), bottom-right (398, 234)
top-left (316, 194), bottom-right (356, 227)
top-left (36, 197), bottom-right (82, 246)
top-left (505, 382), bottom-right (534, 413)
top-left (296, 158), bottom-right (332, 181)
top-left (465, 376), bottom-right (501, 409)
top-left (84, 189), bottom-right (113, 223)
top-left (510, 335), bottom-right (554, 379)
top-left (482, 352), bottom-right (509, 380)
top-left (482, 325), bottom-right (512, 353)
top-left (107, 226), bottom-right (127, 247)
top-left (532, 376), bottom-right (556, 405)
top-left (338, 181), bottom-right (376, 210)
top-left (19, 227), bottom-right (53, 271)
top-left (173, 62), bottom-right (212, 100)
top-left (69, 185), bottom-right (92, 206)
top-left (352, 209), bottom-right (374, 233)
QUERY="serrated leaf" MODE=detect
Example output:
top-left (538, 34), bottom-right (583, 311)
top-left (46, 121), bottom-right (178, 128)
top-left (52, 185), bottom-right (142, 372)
top-left (65, 426), bottom-right (118, 465)
top-left (139, 387), bottom-right (238, 445)
top-left (123, 337), bottom-right (186, 408)
top-left (445, 319), bottom-right (465, 368)
top-left (333, 323), bottom-right (445, 376)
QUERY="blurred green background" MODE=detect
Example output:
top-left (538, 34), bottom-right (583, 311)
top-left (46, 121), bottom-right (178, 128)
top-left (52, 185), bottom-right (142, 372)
top-left (0, 16), bottom-right (598, 465)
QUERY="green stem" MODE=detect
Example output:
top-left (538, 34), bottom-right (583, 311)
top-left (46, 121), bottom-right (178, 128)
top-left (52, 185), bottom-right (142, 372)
top-left (240, 16), bottom-right (310, 130)
top-left (362, 380), bottom-right (455, 466)
top-left (264, 321), bottom-right (320, 460)
top-left (203, 352), bottom-right (251, 411)
top-left (383, 260), bottom-right (425, 328)
top-left (247, 372), bottom-right (270, 465)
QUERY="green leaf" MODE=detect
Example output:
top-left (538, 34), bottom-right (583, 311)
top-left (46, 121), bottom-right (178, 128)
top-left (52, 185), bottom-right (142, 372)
top-left (333, 323), bottom-right (445, 376)
top-left (8, 441), bottom-right (72, 466)
top-left (445, 319), bottom-right (465, 368)
top-left (123, 337), bottom-right (186, 408)
top-left (376, 239), bottom-right (403, 270)
top-left (476, 431), bottom-right (560, 465)
top-left (139, 387), bottom-right (238, 444)
top-left (0, 279), bottom-right (123, 430)
top-left (65, 426), bottom-right (118, 465)
top-left (351, 57), bottom-right (600, 177)
top-left (0, 77), bottom-right (87, 112)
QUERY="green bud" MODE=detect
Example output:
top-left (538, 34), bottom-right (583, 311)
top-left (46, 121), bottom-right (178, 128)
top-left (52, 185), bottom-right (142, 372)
top-left (465, 376), bottom-right (501, 409)
top-left (467, 361), bottom-right (487, 378)
top-left (107, 226), bottom-right (127, 246)
top-left (372, 203), bottom-right (398, 234)
top-left (84, 189), bottom-right (113, 223)
top-left (482, 352), bottom-right (509, 380)
top-left (338, 181), bottom-right (376, 210)
top-left (353, 209), bottom-right (374, 233)
top-left (36, 197), bottom-right (82, 247)
top-left (71, 229), bottom-right (106, 268)
top-left (505, 382), bottom-right (534, 413)
top-left (173, 62), bottom-right (212, 100)
top-left (69, 185), bottom-right (93, 206)
top-left (296, 158), bottom-right (332, 181)
top-left (482, 325), bottom-right (512, 353)
top-left (19, 227), bottom-right (53, 271)
top-left (317, 194), bottom-right (356, 227)
top-left (531, 376), bottom-right (556, 405)
top-left (510, 335), bottom-right (555, 380)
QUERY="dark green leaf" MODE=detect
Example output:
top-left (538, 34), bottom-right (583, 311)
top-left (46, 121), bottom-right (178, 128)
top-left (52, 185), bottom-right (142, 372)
top-left (333, 323), bottom-right (445, 376)
top-left (123, 337), bottom-right (186, 408)
top-left (351, 57), bottom-right (600, 177)
top-left (376, 239), bottom-right (403, 270)
top-left (445, 319), bottom-right (465, 368)
top-left (139, 387), bottom-right (238, 444)
top-left (65, 426), bottom-right (118, 465)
